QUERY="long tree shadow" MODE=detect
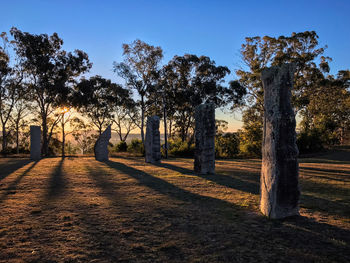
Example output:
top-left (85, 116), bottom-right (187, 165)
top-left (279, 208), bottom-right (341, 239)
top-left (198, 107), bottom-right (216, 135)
top-left (154, 161), bottom-right (259, 195)
top-left (301, 166), bottom-right (350, 176)
top-left (154, 161), bottom-right (350, 219)
top-left (104, 159), bottom-right (350, 261)
top-left (0, 160), bottom-right (39, 203)
top-left (16, 158), bottom-right (350, 262)
top-left (301, 171), bottom-right (350, 183)
top-left (103, 160), bottom-right (244, 211)
top-left (84, 161), bottom-right (128, 204)
top-left (45, 158), bottom-right (65, 200)
top-left (0, 159), bottom-right (32, 181)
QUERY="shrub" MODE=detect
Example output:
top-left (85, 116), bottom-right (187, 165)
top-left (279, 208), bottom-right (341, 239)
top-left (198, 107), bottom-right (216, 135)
top-left (168, 138), bottom-right (195, 157)
top-left (215, 132), bottom-right (240, 158)
top-left (115, 141), bottom-right (128, 152)
top-left (127, 139), bottom-right (144, 154)
top-left (297, 128), bottom-right (324, 154)
top-left (237, 129), bottom-right (262, 158)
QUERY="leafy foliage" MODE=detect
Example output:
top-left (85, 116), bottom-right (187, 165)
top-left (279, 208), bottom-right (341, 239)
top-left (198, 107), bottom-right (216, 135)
top-left (10, 27), bottom-right (91, 155)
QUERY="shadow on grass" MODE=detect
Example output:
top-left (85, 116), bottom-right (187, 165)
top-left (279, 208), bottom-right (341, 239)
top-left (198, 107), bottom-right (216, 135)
top-left (154, 160), bottom-right (350, 219)
top-left (0, 160), bottom-right (39, 203)
top-left (154, 161), bottom-right (260, 195)
top-left (103, 160), bottom-right (244, 213)
top-left (23, 158), bottom-right (350, 262)
top-left (0, 158), bottom-right (32, 181)
top-left (301, 166), bottom-right (350, 176)
top-left (46, 158), bottom-right (65, 200)
top-left (102, 159), bottom-right (350, 261)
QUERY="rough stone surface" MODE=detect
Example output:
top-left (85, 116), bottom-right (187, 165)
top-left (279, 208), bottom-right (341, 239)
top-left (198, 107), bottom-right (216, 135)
top-left (94, 125), bottom-right (111, 161)
top-left (260, 63), bottom-right (300, 219)
top-left (145, 116), bottom-right (161, 164)
top-left (194, 103), bottom-right (215, 174)
top-left (30, 126), bottom-right (41, 161)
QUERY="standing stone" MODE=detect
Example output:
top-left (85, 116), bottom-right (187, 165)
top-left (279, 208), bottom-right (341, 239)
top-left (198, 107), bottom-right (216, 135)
top-left (194, 103), bottom-right (215, 174)
top-left (30, 126), bottom-right (41, 161)
top-left (145, 116), bottom-right (161, 164)
top-left (260, 64), bottom-right (300, 219)
top-left (94, 125), bottom-right (111, 161)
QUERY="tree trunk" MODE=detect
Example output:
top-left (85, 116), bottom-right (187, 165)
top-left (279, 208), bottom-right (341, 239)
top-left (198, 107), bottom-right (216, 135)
top-left (169, 119), bottom-right (172, 138)
top-left (61, 114), bottom-right (65, 158)
top-left (2, 124), bottom-right (6, 154)
top-left (140, 96), bottom-right (145, 146)
top-left (16, 122), bottom-right (20, 154)
top-left (163, 97), bottom-right (168, 159)
top-left (42, 115), bottom-right (48, 156)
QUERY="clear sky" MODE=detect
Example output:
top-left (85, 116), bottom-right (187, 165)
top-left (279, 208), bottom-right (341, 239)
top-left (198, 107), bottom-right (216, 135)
top-left (1, 0), bottom-right (349, 131)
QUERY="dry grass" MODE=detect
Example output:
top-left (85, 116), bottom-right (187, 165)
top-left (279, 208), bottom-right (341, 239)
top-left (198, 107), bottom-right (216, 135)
top-left (0, 149), bottom-right (349, 262)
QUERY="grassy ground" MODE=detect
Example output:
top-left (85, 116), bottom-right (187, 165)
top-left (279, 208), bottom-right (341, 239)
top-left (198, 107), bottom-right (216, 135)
top-left (0, 148), bottom-right (349, 262)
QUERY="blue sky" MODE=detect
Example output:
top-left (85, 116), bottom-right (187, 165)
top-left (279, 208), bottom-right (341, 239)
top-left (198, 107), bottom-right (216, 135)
top-left (2, 0), bottom-right (349, 131)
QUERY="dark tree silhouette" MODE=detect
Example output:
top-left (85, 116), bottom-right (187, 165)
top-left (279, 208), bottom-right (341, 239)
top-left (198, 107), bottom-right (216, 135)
top-left (10, 27), bottom-right (91, 156)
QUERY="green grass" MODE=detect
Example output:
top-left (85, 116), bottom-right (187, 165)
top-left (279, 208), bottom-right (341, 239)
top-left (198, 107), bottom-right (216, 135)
top-left (0, 149), bottom-right (349, 262)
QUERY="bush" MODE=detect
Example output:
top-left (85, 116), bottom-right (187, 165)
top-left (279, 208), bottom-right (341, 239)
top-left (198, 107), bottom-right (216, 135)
top-left (168, 138), bottom-right (195, 157)
top-left (127, 139), bottom-right (144, 154)
top-left (215, 132), bottom-right (240, 158)
top-left (237, 129), bottom-right (262, 158)
top-left (115, 141), bottom-right (128, 152)
top-left (297, 128), bottom-right (324, 154)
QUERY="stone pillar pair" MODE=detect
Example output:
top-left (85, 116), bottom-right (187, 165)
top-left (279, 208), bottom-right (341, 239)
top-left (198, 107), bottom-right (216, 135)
top-left (143, 105), bottom-right (216, 175)
top-left (192, 64), bottom-right (300, 219)
top-left (29, 124), bottom-right (112, 161)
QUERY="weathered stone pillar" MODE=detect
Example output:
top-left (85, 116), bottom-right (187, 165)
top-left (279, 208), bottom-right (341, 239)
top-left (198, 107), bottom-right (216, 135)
top-left (145, 116), bottom-right (161, 164)
top-left (94, 125), bottom-right (111, 161)
top-left (260, 64), bottom-right (300, 219)
top-left (194, 103), bottom-right (215, 174)
top-left (30, 125), bottom-right (41, 161)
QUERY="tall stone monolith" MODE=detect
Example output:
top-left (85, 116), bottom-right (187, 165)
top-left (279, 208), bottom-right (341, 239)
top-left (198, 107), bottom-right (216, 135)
top-left (260, 63), bottom-right (300, 219)
top-left (145, 116), bottom-right (161, 164)
top-left (194, 103), bottom-right (215, 174)
top-left (94, 125), bottom-right (111, 161)
top-left (30, 125), bottom-right (41, 161)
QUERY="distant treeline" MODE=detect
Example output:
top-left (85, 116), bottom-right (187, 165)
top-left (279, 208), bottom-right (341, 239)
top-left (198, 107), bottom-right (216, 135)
top-left (0, 29), bottom-right (349, 157)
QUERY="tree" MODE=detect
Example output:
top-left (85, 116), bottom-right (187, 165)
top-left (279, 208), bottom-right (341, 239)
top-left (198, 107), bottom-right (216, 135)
top-left (300, 70), bottom-right (350, 145)
top-left (159, 54), bottom-right (236, 142)
top-left (59, 106), bottom-right (73, 157)
top-left (236, 31), bottom-right (331, 154)
top-left (70, 117), bottom-right (97, 154)
top-left (11, 27), bottom-right (91, 156)
top-left (113, 39), bottom-right (163, 145)
top-left (74, 75), bottom-right (130, 135)
top-left (112, 100), bottom-right (138, 142)
top-left (238, 106), bottom-right (263, 157)
top-left (0, 32), bottom-right (24, 154)
top-left (11, 96), bottom-right (32, 154)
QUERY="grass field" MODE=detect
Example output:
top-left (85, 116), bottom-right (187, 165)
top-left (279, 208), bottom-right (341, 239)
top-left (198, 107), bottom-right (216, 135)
top-left (0, 148), bottom-right (349, 262)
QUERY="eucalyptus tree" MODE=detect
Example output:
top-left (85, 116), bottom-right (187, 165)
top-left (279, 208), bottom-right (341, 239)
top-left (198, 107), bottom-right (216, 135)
top-left (74, 75), bottom-right (130, 135)
top-left (0, 32), bottom-right (25, 153)
top-left (0, 32), bottom-right (13, 153)
top-left (112, 99), bottom-right (139, 142)
top-left (236, 31), bottom-right (332, 154)
top-left (301, 70), bottom-right (350, 144)
top-left (70, 117), bottom-right (97, 154)
top-left (113, 39), bottom-right (163, 145)
top-left (10, 27), bottom-right (91, 156)
top-left (159, 54), bottom-right (237, 142)
top-left (11, 93), bottom-right (32, 154)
